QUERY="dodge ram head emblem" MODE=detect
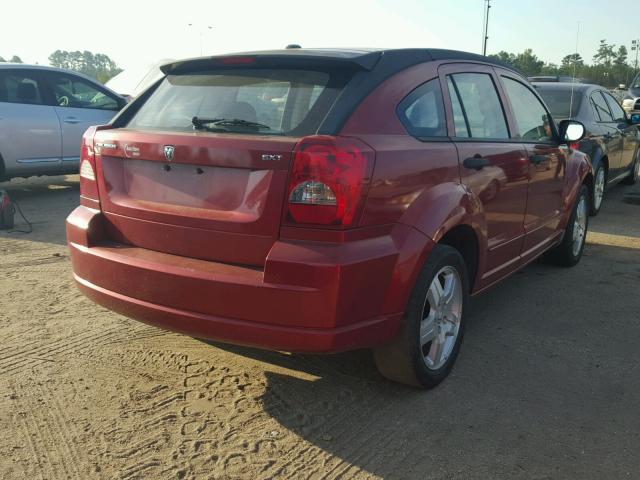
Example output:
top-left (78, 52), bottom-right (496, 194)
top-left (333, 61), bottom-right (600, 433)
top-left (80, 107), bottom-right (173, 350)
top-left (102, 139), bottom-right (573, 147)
top-left (164, 145), bottom-right (175, 161)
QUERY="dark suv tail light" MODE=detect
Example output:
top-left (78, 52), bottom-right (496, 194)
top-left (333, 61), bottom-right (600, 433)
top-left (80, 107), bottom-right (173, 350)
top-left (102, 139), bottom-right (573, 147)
top-left (79, 125), bottom-right (111, 207)
top-left (286, 136), bottom-right (374, 228)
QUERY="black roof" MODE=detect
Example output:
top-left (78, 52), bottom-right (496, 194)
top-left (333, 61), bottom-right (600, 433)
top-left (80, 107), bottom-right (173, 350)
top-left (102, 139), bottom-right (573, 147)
top-left (117, 48), bottom-right (522, 135)
top-left (161, 48), bottom-right (519, 75)
top-left (531, 82), bottom-right (602, 92)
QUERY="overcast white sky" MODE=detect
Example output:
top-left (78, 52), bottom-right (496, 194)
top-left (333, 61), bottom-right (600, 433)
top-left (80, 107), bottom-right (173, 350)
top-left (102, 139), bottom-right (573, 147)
top-left (2, 0), bottom-right (639, 70)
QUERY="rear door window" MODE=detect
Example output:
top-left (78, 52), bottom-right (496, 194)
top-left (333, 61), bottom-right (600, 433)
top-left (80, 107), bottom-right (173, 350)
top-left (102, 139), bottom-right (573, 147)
top-left (0, 70), bottom-right (44, 105)
top-left (127, 69), bottom-right (347, 135)
top-left (446, 77), bottom-right (469, 138)
top-left (590, 92), bottom-right (614, 122)
top-left (446, 73), bottom-right (509, 139)
top-left (396, 78), bottom-right (446, 137)
top-left (602, 91), bottom-right (627, 122)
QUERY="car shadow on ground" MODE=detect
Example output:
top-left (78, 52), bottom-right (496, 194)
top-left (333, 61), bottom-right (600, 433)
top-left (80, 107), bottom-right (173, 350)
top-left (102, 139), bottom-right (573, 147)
top-left (203, 239), bottom-right (640, 478)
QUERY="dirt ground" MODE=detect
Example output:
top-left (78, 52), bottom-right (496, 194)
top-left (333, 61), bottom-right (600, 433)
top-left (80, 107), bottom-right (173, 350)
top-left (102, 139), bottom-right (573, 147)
top-left (1, 174), bottom-right (639, 480)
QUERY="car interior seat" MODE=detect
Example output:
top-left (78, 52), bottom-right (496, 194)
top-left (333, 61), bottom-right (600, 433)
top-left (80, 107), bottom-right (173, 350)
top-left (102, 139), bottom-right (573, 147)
top-left (16, 82), bottom-right (38, 104)
top-left (221, 101), bottom-right (258, 122)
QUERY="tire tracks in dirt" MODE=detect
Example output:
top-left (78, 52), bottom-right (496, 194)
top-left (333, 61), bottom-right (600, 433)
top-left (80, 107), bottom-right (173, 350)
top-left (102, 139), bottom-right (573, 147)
top-left (0, 323), bottom-right (160, 375)
top-left (11, 380), bottom-right (85, 479)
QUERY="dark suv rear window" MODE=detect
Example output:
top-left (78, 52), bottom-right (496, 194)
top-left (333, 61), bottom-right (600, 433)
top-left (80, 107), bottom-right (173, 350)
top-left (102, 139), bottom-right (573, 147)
top-left (127, 68), bottom-right (347, 135)
top-left (535, 89), bottom-right (583, 119)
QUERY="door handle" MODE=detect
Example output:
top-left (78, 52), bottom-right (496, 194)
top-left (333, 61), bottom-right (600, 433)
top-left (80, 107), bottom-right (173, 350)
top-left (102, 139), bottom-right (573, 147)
top-left (529, 154), bottom-right (547, 165)
top-left (63, 117), bottom-right (80, 124)
top-left (463, 155), bottom-right (491, 170)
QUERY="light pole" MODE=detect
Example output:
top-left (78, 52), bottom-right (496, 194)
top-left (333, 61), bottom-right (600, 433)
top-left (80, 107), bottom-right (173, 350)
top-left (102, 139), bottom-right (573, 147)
top-left (482, 0), bottom-right (491, 56)
top-left (632, 39), bottom-right (640, 73)
top-left (188, 24), bottom-right (213, 56)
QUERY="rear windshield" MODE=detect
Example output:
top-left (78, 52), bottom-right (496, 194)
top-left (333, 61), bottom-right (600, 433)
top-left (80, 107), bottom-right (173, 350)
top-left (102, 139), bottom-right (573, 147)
top-left (127, 68), bottom-right (347, 135)
top-left (536, 89), bottom-right (583, 119)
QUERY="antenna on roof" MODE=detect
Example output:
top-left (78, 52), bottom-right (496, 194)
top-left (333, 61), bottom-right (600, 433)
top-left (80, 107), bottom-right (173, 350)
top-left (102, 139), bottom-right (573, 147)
top-left (285, 44), bottom-right (302, 49)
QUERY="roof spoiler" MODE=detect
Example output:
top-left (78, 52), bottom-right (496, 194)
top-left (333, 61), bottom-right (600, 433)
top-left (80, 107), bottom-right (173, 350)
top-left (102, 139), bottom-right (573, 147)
top-left (160, 50), bottom-right (383, 75)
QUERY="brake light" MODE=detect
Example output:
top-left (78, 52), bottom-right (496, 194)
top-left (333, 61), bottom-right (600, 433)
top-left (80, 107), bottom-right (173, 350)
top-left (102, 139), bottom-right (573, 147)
top-left (286, 136), bottom-right (374, 227)
top-left (79, 159), bottom-right (95, 180)
top-left (219, 56), bottom-right (255, 65)
top-left (79, 125), bottom-right (111, 205)
top-left (79, 128), bottom-right (100, 203)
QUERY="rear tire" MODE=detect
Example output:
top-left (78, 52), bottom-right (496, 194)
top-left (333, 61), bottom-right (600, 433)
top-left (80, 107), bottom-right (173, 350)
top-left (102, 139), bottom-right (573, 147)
top-left (373, 245), bottom-right (469, 389)
top-left (590, 164), bottom-right (606, 216)
top-left (547, 184), bottom-right (589, 267)
top-left (622, 149), bottom-right (639, 185)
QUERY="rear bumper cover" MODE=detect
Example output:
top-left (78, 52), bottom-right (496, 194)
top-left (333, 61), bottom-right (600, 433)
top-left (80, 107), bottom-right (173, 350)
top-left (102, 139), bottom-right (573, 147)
top-left (67, 206), bottom-right (433, 353)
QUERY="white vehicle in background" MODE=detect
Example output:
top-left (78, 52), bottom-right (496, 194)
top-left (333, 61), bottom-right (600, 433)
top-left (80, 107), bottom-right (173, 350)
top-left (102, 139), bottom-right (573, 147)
top-left (105, 59), bottom-right (173, 100)
top-left (621, 73), bottom-right (640, 114)
top-left (0, 64), bottom-right (126, 181)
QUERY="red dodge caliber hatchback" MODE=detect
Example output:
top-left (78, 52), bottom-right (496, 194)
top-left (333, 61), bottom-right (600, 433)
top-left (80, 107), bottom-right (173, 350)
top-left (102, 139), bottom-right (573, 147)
top-left (67, 49), bottom-right (592, 388)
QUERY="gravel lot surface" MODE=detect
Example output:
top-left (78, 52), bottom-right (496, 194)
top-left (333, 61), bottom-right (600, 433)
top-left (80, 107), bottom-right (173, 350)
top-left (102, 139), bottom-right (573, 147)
top-left (1, 175), bottom-right (639, 479)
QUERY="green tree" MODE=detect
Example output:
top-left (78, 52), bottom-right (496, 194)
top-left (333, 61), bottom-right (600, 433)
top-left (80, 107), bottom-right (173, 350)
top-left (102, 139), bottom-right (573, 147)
top-left (488, 50), bottom-right (517, 67)
top-left (614, 45), bottom-right (628, 67)
top-left (0, 56), bottom-right (5, 62)
top-left (9, 55), bottom-right (23, 63)
top-left (540, 63), bottom-right (560, 75)
top-left (593, 40), bottom-right (616, 67)
top-left (514, 49), bottom-right (544, 77)
top-left (48, 50), bottom-right (122, 83)
top-left (561, 53), bottom-right (584, 69)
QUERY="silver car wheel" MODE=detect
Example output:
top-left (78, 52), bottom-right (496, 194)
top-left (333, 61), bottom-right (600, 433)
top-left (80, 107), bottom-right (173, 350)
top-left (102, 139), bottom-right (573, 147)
top-left (594, 167), bottom-right (605, 211)
top-left (572, 194), bottom-right (588, 257)
top-left (419, 266), bottom-right (463, 371)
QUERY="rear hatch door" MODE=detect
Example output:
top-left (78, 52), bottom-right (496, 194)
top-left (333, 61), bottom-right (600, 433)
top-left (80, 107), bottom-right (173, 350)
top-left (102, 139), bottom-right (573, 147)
top-left (93, 63), bottom-right (359, 266)
top-left (95, 129), bottom-right (296, 266)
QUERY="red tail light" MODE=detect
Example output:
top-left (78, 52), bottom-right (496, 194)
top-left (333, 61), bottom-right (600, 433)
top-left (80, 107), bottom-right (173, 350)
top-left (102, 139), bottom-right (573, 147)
top-left (79, 125), bottom-right (111, 207)
top-left (286, 136), bottom-right (374, 228)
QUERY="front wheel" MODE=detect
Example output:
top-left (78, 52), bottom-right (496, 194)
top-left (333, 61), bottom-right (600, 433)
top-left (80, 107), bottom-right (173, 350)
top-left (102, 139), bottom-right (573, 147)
top-left (547, 184), bottom-right (589, 267)
top-left (373, 245), bottom-right (469, 389)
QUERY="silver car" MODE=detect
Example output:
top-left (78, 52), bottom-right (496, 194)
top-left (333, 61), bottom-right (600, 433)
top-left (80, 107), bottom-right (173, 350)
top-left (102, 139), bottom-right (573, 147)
top-left (0, 64), bottom-right (125, 180)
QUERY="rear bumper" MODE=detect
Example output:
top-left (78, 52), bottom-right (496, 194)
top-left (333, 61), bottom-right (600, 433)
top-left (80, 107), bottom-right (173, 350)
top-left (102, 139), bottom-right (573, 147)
top-left (74, 274), bottom-right (401, 353)
top-left (67, 206), bottom-right (432, 353)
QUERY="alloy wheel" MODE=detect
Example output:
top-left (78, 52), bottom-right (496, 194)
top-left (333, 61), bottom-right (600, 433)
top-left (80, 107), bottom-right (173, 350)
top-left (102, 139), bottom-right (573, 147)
top-left (594, 168), bottom-right (605, 211)
top-left (573, 194), bottom-right (588, 257)
top-left (419, 266), bottom-right (463, 370)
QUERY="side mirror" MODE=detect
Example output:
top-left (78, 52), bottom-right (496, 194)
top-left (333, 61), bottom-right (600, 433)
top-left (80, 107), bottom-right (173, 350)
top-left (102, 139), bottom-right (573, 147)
top-left (630, 113), bottom-right (640, 125)
top-left (558, 119), bottom-right (586, 143)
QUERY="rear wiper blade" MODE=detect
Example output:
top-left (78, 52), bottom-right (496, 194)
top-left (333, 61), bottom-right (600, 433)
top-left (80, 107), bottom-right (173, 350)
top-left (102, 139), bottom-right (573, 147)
top-left (192, 116), bottom-right (271, 130)
top-left (192, 116), bottom-right (223, 129)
